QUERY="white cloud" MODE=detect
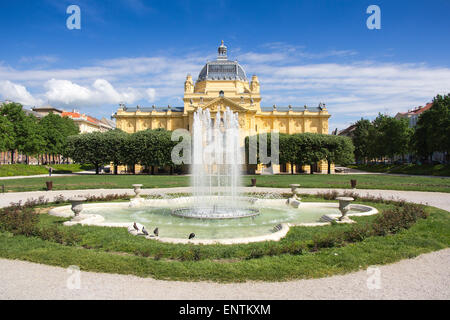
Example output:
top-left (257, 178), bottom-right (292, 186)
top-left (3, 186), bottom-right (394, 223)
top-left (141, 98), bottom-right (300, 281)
top-left (0, 80), bottom-right (42, 106)
top-left (44, 79), bottom-right (156, 106)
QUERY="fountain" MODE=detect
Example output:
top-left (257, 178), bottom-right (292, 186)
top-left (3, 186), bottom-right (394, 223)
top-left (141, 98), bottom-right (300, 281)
top-left (173, 107), bottom-right (258, 219)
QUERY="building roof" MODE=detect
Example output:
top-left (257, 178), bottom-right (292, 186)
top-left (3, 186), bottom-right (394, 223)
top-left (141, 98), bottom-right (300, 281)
top-left (338, 124), bottom-right (357, 137)
top-left (396, 102), bottom-right (433, 117)
top-left (32, 105), bottom-right (63, 113)
top-left (23, 108), bottom-right (44, 118)
top-left (121, 106), bottom-right (184, 113)
top-left (100, 117), bottom-right (116, 128)
top-left (62, 110), bottom-right (113, 129)
top-left (197, 41), bottom-right (247, 82)
top-left (260, 106), bottom-right (323, 112)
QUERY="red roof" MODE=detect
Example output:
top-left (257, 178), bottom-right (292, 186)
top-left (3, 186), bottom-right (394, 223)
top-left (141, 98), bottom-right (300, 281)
top-left (411, 102), bottom-right (433, 115)
top-left (62, 111), bottom-right (101, 125)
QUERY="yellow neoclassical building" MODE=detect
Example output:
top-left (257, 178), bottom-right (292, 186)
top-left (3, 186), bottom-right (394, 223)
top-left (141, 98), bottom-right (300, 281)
top-left (114, 41), bottom-right (332, 174)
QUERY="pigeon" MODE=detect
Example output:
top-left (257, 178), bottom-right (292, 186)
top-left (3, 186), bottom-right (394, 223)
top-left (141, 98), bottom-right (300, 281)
top-left (142, 226), bottom-right (149, 236)
top-left (188, 233), bottom-right (195, 240)
top-left (133, 222), bottom-right (139, 231)
top-left (153, 227), bottom-right (159, 237)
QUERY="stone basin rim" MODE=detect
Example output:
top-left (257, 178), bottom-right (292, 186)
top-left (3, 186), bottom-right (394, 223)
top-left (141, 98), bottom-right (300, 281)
top-left (48, 199), bottom-right (379, 245)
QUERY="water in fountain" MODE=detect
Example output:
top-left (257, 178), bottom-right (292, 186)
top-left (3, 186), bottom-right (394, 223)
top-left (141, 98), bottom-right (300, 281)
top-left (192, 106), bottom-right (241, 199)
top-left (176, 106), bottom-right (256, 219)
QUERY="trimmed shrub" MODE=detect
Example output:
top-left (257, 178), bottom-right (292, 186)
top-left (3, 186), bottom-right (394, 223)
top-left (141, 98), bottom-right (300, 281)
top-left (372, 203), bottom-right (427, 236)
top-left (0, 205), bottom-right (39, 236)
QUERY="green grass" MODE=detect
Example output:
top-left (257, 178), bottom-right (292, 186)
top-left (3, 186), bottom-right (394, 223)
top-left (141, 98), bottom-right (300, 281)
top-left (0, 164), bottom-right (94, 177)
top-left (0, 196), bottom-right (448, 282)
top-left (1, 173), bottom-right (450, 193)
top-left (349, 163), bottom-right (450, 177)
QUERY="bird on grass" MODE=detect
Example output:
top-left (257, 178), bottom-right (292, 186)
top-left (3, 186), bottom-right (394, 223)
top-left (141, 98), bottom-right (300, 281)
top-left (133, 222), bottom-right (139, 231)
top-left (153, 227), bottom-right (159, 237)
top-left (188, 233), bottom-right (195, 240)
top-left (142, 226), bottom-right (149, 236)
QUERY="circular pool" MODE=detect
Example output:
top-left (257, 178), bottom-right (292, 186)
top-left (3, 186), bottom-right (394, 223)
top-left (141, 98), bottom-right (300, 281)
top-left (49, 197), bottom-right (378, 243)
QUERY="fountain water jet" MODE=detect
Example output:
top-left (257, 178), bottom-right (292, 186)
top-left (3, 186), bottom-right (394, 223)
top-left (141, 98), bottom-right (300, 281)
top-left (175, 106), bottom-right (257, 219)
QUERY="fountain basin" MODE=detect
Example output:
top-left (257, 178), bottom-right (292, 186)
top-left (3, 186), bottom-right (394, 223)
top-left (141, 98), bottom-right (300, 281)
top-left (49, 197), bottom-right (378, 244)
top-left (172, 206), bottom-right (260, 219)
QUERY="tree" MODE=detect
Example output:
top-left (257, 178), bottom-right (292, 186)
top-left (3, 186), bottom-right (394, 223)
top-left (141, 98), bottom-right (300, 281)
top-left (0, 115), bottom-right (14, 155)
top-left (323, 135), bottom-right (355, 173)
top-left (352, 119), bottom-right (373, 164)
top-left (414, 94), bottom-right (450, 162)
top-left (39, 112), bottom-right (78, 164)
top-left (119, 132), bottom-right (142, 174)
top-left (64, 132), bottom-right (111, 174)
top-left (102, 129), bottom-right (128, 174)
top-left (134, 129), bottom-right (175, 174)
top-left (21, 115), bottom-right (45, 163)
top-left (0, 102), bottom-right (29, 163)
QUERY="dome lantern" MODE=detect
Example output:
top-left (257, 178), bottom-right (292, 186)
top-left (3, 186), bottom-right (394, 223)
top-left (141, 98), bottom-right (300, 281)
top-left (217, 40), bottom-right (227, 60)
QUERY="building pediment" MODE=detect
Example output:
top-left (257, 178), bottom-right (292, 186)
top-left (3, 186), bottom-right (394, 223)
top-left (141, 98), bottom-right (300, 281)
top-left (200, 97), bottom-right (249, 113)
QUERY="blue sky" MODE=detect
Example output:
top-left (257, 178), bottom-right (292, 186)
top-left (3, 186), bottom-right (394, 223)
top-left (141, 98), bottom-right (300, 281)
top-left (0, 0), bottom-right (449, 131)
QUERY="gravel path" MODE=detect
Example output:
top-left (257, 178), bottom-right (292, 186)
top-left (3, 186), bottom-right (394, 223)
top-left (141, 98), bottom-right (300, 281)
top-left (0, 249), bottom-right (448, 300)
top-left (1, 187), bottom-right (449, 211)
top-left (0, 171), bottom-right (95, 180)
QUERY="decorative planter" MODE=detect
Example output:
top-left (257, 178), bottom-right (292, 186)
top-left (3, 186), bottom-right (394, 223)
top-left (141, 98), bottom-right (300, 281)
top-left (251, 178), bottom-right (257, 187)
top-left (289, 184), bottom-right (300, 198)
top-left (350, 179), bottom-right (357, 189)
top-left (132, 184), bottom-right (143, 198)
top-left (69, 197), bottom-right (86, 217)
top-left (46, 181), bottom-right (53, 191)
top-left (336, 196), bottom-right (354, 221)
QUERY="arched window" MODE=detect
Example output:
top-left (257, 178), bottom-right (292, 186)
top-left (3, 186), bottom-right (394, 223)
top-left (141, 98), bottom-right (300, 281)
top-left (219, 90), bottom-right (224, 97)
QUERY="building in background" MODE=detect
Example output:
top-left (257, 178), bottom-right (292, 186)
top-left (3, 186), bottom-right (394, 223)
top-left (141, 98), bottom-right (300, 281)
top-left (61, 110), bottom-right (115, 133)
top-left (395, 103), bottom-right (433, 127)
top-left (31, 105), bottom-right (63, 118)
top-left (114, 41), bottom-right (332, 174)
top-left (395, 102), bottom-right (445, 163)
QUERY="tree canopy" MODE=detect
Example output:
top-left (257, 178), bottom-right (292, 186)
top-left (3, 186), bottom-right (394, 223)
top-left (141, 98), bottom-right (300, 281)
top-left (0, 102), bottom-right (79, 163)
top-left (246, 132), bottom-right (354, 174)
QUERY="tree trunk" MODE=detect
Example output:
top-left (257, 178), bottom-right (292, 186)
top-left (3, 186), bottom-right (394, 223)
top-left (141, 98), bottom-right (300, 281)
top-left (151, 166), bottom-right (155, 175)
top-left (328, 161), bottom-right (331, 174)
top-left (10, 150), bottom-right (15, 164)
top-left (95, 164), bottom-right (100, 175)
top-left (114, 165), bottom-right (118, 175)
top-left (290, 163), bottom-right (294, 175)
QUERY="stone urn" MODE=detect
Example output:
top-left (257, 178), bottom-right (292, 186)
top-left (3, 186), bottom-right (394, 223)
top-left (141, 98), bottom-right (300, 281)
top-left (289, 184), bottom-right (300, 199)
top-left (336, 197), bottom-right (354, 221)
top-left (132, 184), bottom-right (143, 198)
top-left (69, 197), bottom-right (86, 218)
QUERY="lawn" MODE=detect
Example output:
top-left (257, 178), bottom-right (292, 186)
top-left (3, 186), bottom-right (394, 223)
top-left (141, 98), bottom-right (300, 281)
top-left (349, 163), bottom-right (450, 177)
top-left (0, 194), bottom-right (448, 282)
top-left (1, 173), bottom-right (450, 193)
top-left (0, 164), bottom-right (94, 177)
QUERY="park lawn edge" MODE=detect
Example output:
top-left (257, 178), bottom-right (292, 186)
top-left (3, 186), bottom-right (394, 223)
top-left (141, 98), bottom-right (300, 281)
top-left (1, 173), bottom-right (450, 193)
top-left (0, 202), bottom-right (448, 282)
